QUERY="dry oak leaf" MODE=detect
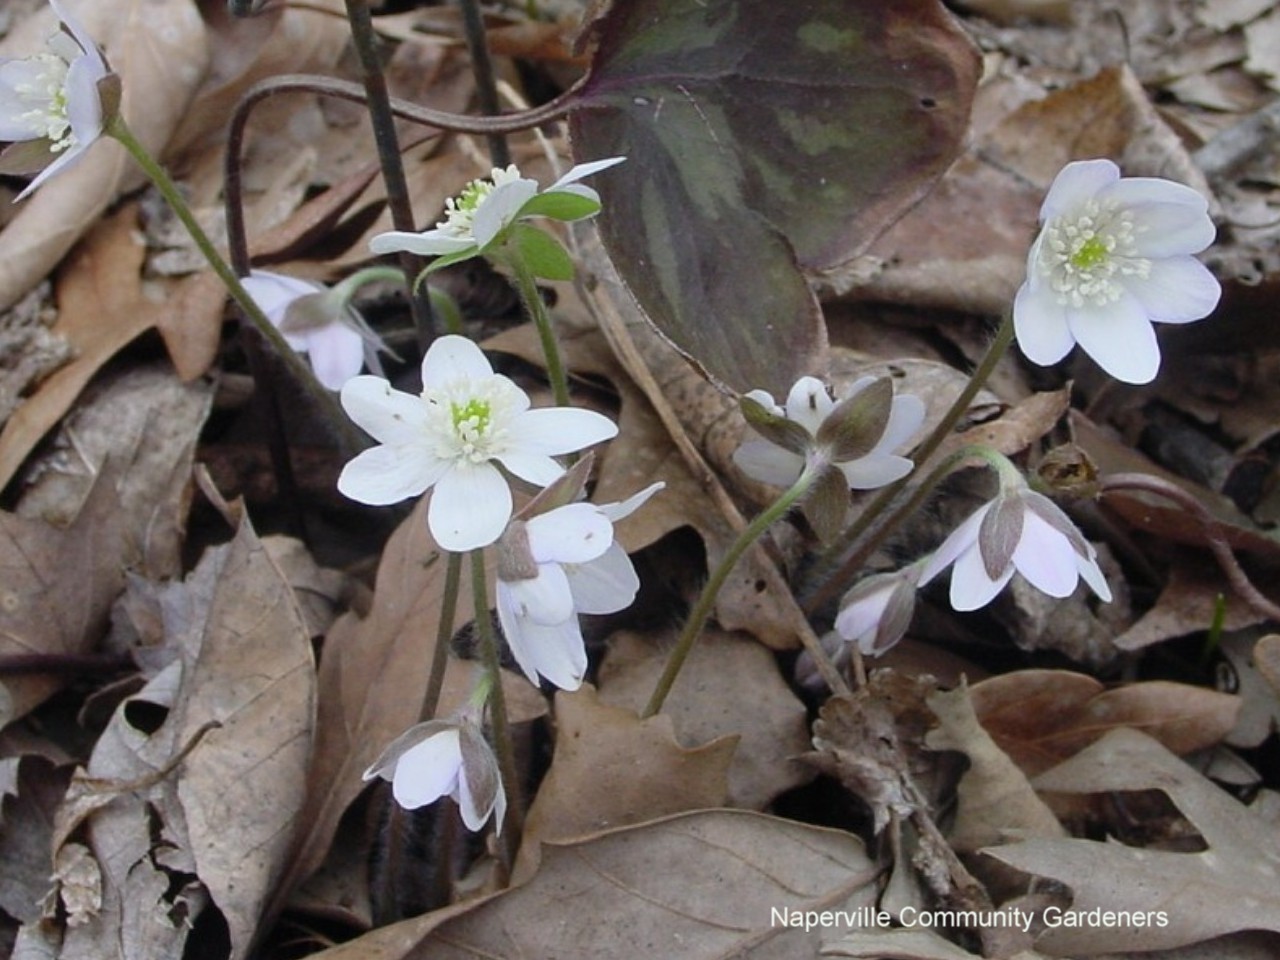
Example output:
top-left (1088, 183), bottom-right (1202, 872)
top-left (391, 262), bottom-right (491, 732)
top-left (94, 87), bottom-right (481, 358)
top-left (966, 670), bottom-right (1241, 778)
top-left (314, 810), bottom-right (879, 960)
top-left (984, 728), bottom-right (1280, 956)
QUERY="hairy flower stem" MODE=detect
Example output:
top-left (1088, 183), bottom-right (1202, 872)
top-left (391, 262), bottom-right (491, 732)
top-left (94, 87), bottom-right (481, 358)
top-left (1100, 473), bottom-right (1280, 621)
top-left (342, 0), bottom-right (437, 349)
top-left (804, 312), bottom-right (1016, 614)
top-left (458, 0), bottom-right (510, 166)
top-left (644, 467), bottom-right (849, 718)
top-left (470, 550), bottom-right (523, 872)
top-left (419, 551), bottom-right (463, 722)
top-left (510, 256), bottom-right (570, 406)
top-left (106, 115), bottom-right (366, 458)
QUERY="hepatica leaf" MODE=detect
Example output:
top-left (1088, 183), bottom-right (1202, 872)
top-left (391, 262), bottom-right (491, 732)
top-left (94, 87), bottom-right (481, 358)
top-left (569, 0), bottom-right (979, 395)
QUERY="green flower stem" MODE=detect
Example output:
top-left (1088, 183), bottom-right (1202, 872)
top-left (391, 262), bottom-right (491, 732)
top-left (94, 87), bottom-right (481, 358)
top-left (342, 0), bottom-right (436, 348)
top-left (470, 550), bottom-right (523, 868)
top-left (643, 466), bottom-right (849, 718)
top-left (458, 0), bottom-right (510, 167)
top-left (804, 311), bottom-right (1016, 614)
top-left (418, 551), bottom-right (463, 722)
top-left (106, 115), bottom-right (367, 458)
top-left (510, 256), bottom-right (570, 407)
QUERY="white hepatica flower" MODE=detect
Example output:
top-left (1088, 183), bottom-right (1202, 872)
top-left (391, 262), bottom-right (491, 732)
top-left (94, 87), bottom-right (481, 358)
top-left (241, 270), bottom-right (383, 390)
top-left (496, 483), bottom-right (662, 690)
top-left (338, 334), bottom-right (617, 552)
top-left (834, 563), bottom-right (923, 657)
top-left (1014, 158), bottom-right (1220, 384)
top-left (363, 718), bottom-right (505, 831)
top-left (919, 484), bottom-right (1112, 612)
top-left (0, 0), bottom-right (114, 200)
top-left (369, 157), bottom-right (626, 261)
top-left (734, 376), bottom-right (925, 491)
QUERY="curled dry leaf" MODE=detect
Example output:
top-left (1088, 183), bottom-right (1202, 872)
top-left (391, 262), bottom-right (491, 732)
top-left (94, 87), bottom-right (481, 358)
top-left (515, 684), bottom-right (735, 882)
top-left (966, 669), bottom-right (1241, 778)
top-left (984, 729), bottom-right (1280, 955)
top-left (315, 810), bottom-right (879, 960)
top-left (925, 685), bottom-right (1066, 853)
top-left (597, 628), bottom-right (813, 809)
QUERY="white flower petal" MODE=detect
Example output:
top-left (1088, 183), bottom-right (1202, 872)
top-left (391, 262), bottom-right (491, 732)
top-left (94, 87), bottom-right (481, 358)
top-left (1122, 256), bottom-right (1220, 324)
top-left (390, 731), bottom-right (461, 809)
top-left (503, 564), bottom-right (576, 625)
top-left (734, 440), bottom-right (803, 487)
top-left (743, 388), bottom-right (784, 418)
top-left (421, 333), bottom-right (494, 385)
top-left (493, 449), bottom-right (566, 488)
top-left (1077, 551), bottom-right (1113, 603)
top-left (1066, 292), bottom-right (1161, 384)
top-left (833, 582), bottom-right (895, 646)
top-left (525, 504), bottom-right (614, 564)
top-left (242, 271), bottom-right (319, 322)
top-left (839, 453), bottom-right (914, 490)
top-left (429, 462), bottom-right (512, 551)
top-left (337, 444), bottom-right (445, 505)
top-left (566, 543), bottom-right (639, 614)
top-left (340, 376), bottom-right (430, 445)
top-left (919, 502), bottom-right (989, 587)
top-left (1039, 158), bottom-right (1118, 220)
top-left (950, 542), bottom-right (1012, 612)
top-left (872, 394), bottom-right (926, 456)
top-left (509, 407), bottom-right (618, 455)
top-left (784, 376), bottom-right (833, 435)
top-left (305, 322), bottom-right (366, 390)
top-left (63, 53), bottom-right (103, 141)
top-left (551, 156), bottom-right (626, 188)
top-left (1013, 277), bottom-right (1076, 366)
top-left (369, 229), bottom-right (474, 257)
top-left (472, 178), bottom-right (538, 248)
top-left (1097, 178), bottom-right (1214, 256)
top-left (597, 482), bottom-right (664, 523)
top-left (1011, 513), bottom-right (1081, 598)
top-left (50, 0), bottom-right (106, 74)
top-left (505, 612), bottom-right (587, 691)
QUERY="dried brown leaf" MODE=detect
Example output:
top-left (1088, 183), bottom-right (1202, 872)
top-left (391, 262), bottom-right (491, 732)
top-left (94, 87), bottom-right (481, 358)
top-left (597, 628), bottom-right (813, 809)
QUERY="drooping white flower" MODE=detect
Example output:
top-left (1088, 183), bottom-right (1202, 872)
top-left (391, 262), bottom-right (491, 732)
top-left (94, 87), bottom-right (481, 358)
top-left (369, 157), bottom-right (626, 270)
top-left (363, 717), bottom-right (505, 832)
top-left (0, 0), bottom-right (115, 200)
top-left (241, 270), bottom-right (390, 390)
top-left (337, 334), bottom-right (617, 551)
top-left (1014, 158), bottom-right (1220, 384)
top-left (834, 563), bottom-right (923, 657)
top-left (496, 483), bottom-right (662, 690)
top-left (918, 483), bottom-right (1112, 612)
top-left (734, 376), bottom-right (925, 491)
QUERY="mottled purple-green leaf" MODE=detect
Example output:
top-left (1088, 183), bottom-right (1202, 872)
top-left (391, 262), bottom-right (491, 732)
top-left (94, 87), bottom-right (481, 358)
top-left (569, 0), bottom-right (979, 395)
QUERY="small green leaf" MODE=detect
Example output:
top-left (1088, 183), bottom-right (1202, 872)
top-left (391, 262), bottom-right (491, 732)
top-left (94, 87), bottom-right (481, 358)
top-left (511, 224), bottom-right (575, 281)
top-left (517, 192), bottom-right (602, 222)
top-left (416, 247), bottom-right (481, 291)
top-left (816, 378), bottom-right (894, 462)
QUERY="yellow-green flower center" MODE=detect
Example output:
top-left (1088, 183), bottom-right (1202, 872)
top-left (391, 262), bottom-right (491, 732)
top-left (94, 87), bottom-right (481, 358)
top-left (1068, 235), bottom-right (1109, 270)
top-left (451, 398), bottom-right (492, 438)
top-left (437, 165), bottom-right (523, 238)
top-left (15, 54), bottom-right (75, 151)
top-left (1038, 199), bottom-right (1151, 309)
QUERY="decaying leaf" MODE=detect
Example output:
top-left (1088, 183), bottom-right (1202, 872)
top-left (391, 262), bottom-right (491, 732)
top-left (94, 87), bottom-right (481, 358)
top-left (985, 729), bottom-right (1280, 955)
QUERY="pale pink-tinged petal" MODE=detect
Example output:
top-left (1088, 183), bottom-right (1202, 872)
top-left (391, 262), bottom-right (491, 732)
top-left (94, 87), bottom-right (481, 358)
top-left (1010, 513), bottom-right (1081, 598)
top-left (509, 407), bottom-right (618, 455)
top-left (1013, 278), bottom-right (1076, 366)
top-left (733, 440), bottom-right (803, 487)
top-left (340, 376), bottom-right (430, 445)
top-left (50, 0), bottom-right (107, 73)
top-left (833, 581), bottom-right (895, 646)
top-left (63, 54), bottom-right (103, 141)
top-left (421, 333), bottom-right (494, 385)
top-left (336, 444), bottom-right (445, 505)
top-left (493, 449), bottom-right (565, 488)
top-left (1077, 551), bottom-right (1113, 602)
top-left (565, 543), bottom-right (639, 614)
top-left (502, 564), bottom-right (576, 625)
top-left (838, 453), bottom-right (914, 490)
top-left (429, 462), bottom-right (511, 551)
top-left (784, 376), bottom-right (834, 435)
top-left (525, 504), bottom-right (613, 564)
top-left (472, 178), bottom-right (538, 248)
top-left (918, 502), bottom-right (990, 587)
top-left (597, 482), bottom-right (664, 523)
top-left (241, 271), bottom-right (318, 322)
top-left (506, 611), bottom-right (587, 690)
top-left (1066, 291), bottom-right (1160, 384)
top-left (872, 394), bottom-right (925, 455)
top-left (304, 322), bottom-right (365, 390)
top-left (550, 156), bottom-right (626, 188)
top-left (369, 229), bottom-right (473, 257)
top-left (1039, 158), bottom-right (1118, 220)
top-left (390, 731), bottom-right (462, 809)
top-left (1122, 256), bottom-right (1220, 324)
top-left (950, 542), bottom-right (1012, 611)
